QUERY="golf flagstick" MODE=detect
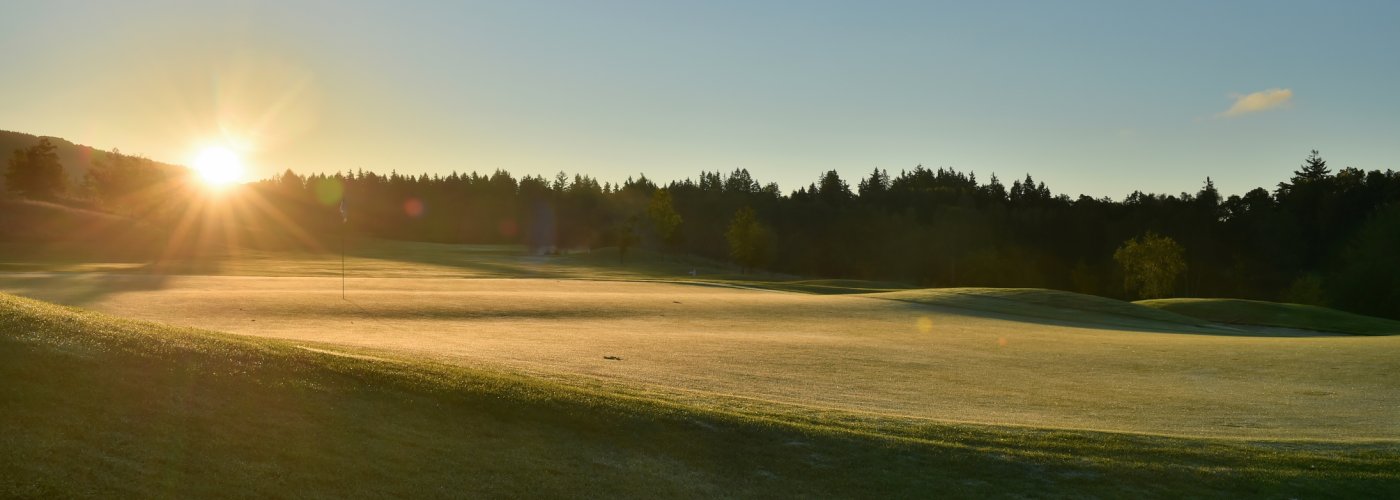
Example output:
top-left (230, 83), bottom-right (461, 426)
top-left (340, 196), bottom-right (347, 300)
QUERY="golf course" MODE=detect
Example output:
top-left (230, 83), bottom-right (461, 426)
top-left (6, 3), bottom-right (1400, 496)
top-left (3, 241), bottom-right (1398, 497)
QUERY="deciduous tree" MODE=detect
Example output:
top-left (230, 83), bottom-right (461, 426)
top-left (5, 138), bottom-right (66, 199)
top-left (646, 188), bottom-right (682, 249)
top-left (726, 206), bottom-right (772, 273)
top-left (1113, 232), bottom-right (1187, 299)
top-left (615, 215), bottom-right (639, 264)
top-left (83, 150), bottom-right (170, 214)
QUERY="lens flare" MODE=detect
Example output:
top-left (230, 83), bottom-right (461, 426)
top-left (404, 198), bottom-right (425, 217)
top-left (192, 146), bottom-right (245, 187)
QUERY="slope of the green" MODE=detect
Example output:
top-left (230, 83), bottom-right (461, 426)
top-left (874, 287), bottom-right (1213, 331)
top-left (3, 292), bottom-right (1397, 497)
top-left (684, 278), bottom-right (914, 295)
top-left (1137, 298), bottom-right (1400, 336)
top-left (5, 274), bottom-right (1399, 439)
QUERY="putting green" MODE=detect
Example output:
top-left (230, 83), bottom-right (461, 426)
top-left (1139, 297), bottom-right (1400, 336)
top-left (2, 272), bottom-right (1396, 441)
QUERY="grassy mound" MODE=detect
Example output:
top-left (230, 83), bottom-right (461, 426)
top-left (0, 199), bottom-right (162, 263)
top-left (694, 278), bottom-right (914, 295)
top-left (4, 293), bottom-right (1398, 496)
top-left (874, 287), bottom-right (1211, 331)
top-left (1137, 298), bottom-right (1400, 336)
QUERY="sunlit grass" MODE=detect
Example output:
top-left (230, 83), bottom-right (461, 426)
top-left (3, 292), bottom-right (1397, 497)
top-left (4, 273), bottom-right (1399, 442)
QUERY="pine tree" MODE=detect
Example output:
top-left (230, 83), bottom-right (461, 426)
top-left (817, 170), bottom-right (851, 204)
top-left (857, 168), bottom-right (889, 198)
top-left (1295, 150), bottom-right (1330, 183)
top-left (1277, 150), bottom-right (1332, 197)
top-left (1196, 177), bottom-right (1223, 219)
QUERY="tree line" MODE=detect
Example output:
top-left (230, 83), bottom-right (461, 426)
top-left (8, 139), bottom-right (1400, 318)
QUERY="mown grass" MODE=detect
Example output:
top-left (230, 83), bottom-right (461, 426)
top-left (0, 238), bottom-right (909, 296)
top-left (689, 278), bottom-right (915, 295)
top-left (3, 292), bottom-right (1398, 498)
top-left (1138, 298), bottom-right (1400, 336)
top-left (5, 274), bottom-right (1398, 439)
top-left (0, 238), bottom-right (736, 281)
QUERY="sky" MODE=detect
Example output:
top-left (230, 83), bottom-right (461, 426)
top-left (2, 0), bottom-right (1397, 198)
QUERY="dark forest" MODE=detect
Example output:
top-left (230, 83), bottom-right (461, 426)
top-left (243, 151), bottom-right (1399, 318)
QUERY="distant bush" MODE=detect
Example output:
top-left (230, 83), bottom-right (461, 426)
top-left (1114, 232), bottom-right (1186, 299)
top-left (1283, 274), bottom-right (1328, 306)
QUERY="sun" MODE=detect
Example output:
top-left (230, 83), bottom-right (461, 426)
top-left (191, 146), bottom-right (245, 187)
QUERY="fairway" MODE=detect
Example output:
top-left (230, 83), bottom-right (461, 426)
top-left (2, 272), bottom-right (1396, 441)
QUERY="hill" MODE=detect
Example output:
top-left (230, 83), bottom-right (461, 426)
top-left (3, 291), bottom-right (1397, 497)
top-left (0, 199), bottom-right (164, 262)
top-left (0, 130), bottom-right (183, 194)
top-left (873, 287), bottom-right (1214, 332)
top-left (1138, 298), bottom-right (1400, 336)
top-left (1, 130), bottom-right (101, 192)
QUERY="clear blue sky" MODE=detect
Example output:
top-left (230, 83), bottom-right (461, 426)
top-left (2, 0), bottom-right (1397, 197)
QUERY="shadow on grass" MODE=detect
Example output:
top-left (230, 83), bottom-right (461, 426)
top-left (332, 299), bottom-right (637, 321)
top-left (1139, 298), bottom-right (1400, 336)
top-left (879, 292), bottom-right (1347, 337)
top-left (0, 264), bottom-right (173, 307)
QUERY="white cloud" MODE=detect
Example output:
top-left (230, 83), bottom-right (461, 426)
top-left (1220, 88), bottom-right (1293, 117)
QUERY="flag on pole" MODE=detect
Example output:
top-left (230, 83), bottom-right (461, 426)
top-left (340, 195), bottom-right (347, 299)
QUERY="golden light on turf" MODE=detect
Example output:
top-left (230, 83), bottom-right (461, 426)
top-left (191, 146), bottom-right (245, 187)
